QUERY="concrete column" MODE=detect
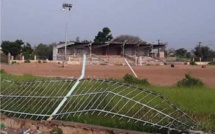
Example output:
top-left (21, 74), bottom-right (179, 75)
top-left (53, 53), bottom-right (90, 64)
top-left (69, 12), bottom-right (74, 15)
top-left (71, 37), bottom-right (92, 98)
top-left (139, 56), bottom-right (142, 66)
top-left (135, 57), bottom-right (138, 66)
top-left (8, 53), bottom-right (11, 64)
top-left (52, 46), bottom-right (58, 61)
top-left (34, 55), bottom-right (37, 60)
top-left (200, 57), bottom-right (202, 62)
top-left (11, 56), bottom-right (14, 60)
top-left (158, 48), bottom-right (160, 58)
top-left (22, 55), bottom-right (25, 61)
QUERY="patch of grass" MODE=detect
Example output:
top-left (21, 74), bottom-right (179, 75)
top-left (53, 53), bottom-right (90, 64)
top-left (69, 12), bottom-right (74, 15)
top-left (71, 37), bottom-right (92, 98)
top-left (0, 69), bottom-right (6, 74)
top-left (50, 127), bottom-right (63, 134)
top-left (190, 61), bottom-right (197, 65)
top-left (177, 73), bottom-right (204, 88)
top-left (123, 74), bottom-right (149, 85)
top-left (208, 61), bottom-right (215, 65)
top-left (0, 123), bottom-right (6, 129)
top-left (24, 60), bottom-right (31, 63)
top-left (11, 61), bottom-right (17, 64)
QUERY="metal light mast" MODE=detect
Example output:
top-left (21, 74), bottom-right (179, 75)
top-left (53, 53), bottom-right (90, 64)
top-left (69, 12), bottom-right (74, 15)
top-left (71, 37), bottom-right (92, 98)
top-left (62, 3), bottom-right (72, 67)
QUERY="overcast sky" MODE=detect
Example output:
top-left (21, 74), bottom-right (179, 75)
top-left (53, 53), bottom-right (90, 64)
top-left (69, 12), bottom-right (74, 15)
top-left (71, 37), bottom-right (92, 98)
top-left (1, 0), bottom-right (215, 50)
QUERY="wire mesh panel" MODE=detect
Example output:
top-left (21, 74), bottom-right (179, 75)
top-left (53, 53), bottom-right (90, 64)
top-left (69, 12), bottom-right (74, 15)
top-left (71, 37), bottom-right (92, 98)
top-left (0, 78), bottom-right (197, 132)
top-left (0, 78), bottom-right (76, 120)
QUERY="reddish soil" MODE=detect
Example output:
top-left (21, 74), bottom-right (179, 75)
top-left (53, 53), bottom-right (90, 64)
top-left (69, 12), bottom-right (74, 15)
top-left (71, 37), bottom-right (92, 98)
top-left (1, 63), bottom-right (215, 87)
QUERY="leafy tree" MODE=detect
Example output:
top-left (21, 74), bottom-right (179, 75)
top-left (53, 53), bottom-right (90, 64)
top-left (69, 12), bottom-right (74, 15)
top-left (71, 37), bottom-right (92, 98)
top-left (111, 35), bottom-right (146, 44)
top-left (94, 27), bottom-right (113, 43)
top-left (1, 40), bottom-right (24, 58)
top-left (193, 45), bottom-right (215, 61)
top-left (34, 44), bottom-right (53, 60)
top-left (76, 36), bottom-right (80, 42)
top-left (175, 48), bottom-right (187, 58)
top-left (22, 43), bottom-right (33, 60)
top-left (166, 48), bottom-right (175, 57)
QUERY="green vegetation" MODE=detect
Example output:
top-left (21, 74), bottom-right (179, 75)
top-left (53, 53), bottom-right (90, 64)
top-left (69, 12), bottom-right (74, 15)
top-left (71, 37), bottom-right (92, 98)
top-left (24, 60), bottom-right (31, 63)
top-left (1, 70), bottom-right (215, 132)
top-left (208, 61), bottom-right (215, 65)
top-left (0, 123), bottom-right (6, 130)
top-left (190, 61), bottom-right (197, 65)
top-left (123, 74), bottom-right (149, 85)
top-left (50, 127), bottom-right (63, 134)
top-left (177, 73), bottom-right (204, 88)
top-left (94, 27), bottom-right (113, 43)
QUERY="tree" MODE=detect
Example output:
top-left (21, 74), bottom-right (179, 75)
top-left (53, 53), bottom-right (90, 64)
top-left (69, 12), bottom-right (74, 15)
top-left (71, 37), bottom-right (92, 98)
top-left (94, 27), bottom-right (113, 43)
top-left (34, 44), bottom-right (53, 60)
top-left (22, 43), bottom-right (33, 60)
top-left (166, 48), bottom-right (175, 57)
top-left (110, 35), bottom-right (146, 44)
top-left (1, 40), bottom-right (24, 58)
top-left (193, 45), bottom-right (215, 61)
top-left (175, 48), bottom-right (187, 58)
top-left (76, 36), bottom-right (80, 42)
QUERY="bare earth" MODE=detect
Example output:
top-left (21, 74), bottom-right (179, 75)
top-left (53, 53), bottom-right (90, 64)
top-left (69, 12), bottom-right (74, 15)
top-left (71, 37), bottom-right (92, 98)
top-left (1, 63), bottom-right (215, 87)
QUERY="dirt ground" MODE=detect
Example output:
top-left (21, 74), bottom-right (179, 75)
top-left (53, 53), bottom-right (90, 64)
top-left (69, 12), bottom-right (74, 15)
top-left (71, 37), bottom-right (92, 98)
top-left (1, 63), bottom-right (215, 87)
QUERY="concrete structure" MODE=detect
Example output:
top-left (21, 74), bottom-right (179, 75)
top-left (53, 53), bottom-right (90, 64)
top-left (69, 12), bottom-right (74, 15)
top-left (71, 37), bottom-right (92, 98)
top-left (53, 41), bottom-right (166, 61)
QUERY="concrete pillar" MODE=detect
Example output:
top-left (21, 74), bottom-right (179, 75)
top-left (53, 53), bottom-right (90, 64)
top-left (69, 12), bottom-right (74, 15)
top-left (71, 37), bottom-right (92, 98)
top-left (139, 56), bottom-right (142, 66)
top-left (158, 48), bottom-right (160, 58)
top-left (200, 57), bottom-right (202, 62)
top-left (22, 55), bottom-right (25, 61)
top-left (11, 56), bottom-right (14, 60)
top-left (135, 57), bottom-right (138, 66)
top-left (8, 53), bottom-right (11, 64)
top-left (34, 55), bottom-right (37, 60)
top-left (52, 46), bottom-right (58, 61)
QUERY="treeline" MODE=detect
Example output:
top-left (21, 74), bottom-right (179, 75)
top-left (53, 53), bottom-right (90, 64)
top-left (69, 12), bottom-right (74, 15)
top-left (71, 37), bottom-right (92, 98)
top-left (167, 45), bottom-right (215, 61)
top-left (1, 40), bottom-right (53, 60)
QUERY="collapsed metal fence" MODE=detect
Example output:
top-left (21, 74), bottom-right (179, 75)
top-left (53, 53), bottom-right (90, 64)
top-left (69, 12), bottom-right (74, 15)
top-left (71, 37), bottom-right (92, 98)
top-left (0, 78), bottom-right (197, 132)
top-left (0, 55), bottom-right (198, 132)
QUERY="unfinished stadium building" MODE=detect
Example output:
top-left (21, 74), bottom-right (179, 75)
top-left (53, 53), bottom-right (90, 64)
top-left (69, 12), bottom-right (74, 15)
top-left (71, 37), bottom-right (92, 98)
top-left (52, 41), bottom-right (166, 65)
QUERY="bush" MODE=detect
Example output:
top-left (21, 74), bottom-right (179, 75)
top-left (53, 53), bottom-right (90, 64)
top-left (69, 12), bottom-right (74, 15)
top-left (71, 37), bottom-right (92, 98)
top-left (190, 61), bottom-right (197, 65)
top-left (24, 60), bottom-right (31, 63)
top-left (11, 61), bottom-right (17, 64)
top-left (177, 73), bottom-right (204, 87)
top-left (38, 60), bottom-right (42, 63)
top-left (0, 123), bottom-right (6, 129)
top-left (208, 61), bottom-right (215, 65)
top-left (123, 74), bottom-right (149, 85)
top-left (0, 69), bottom-right (6, 74)
top-left (50, 127), bottom-right (63, 134)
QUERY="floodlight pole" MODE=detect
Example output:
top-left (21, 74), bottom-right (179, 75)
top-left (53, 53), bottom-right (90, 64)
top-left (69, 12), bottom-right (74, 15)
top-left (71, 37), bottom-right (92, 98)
top-left (62, 3), bottom-right (72, 67)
